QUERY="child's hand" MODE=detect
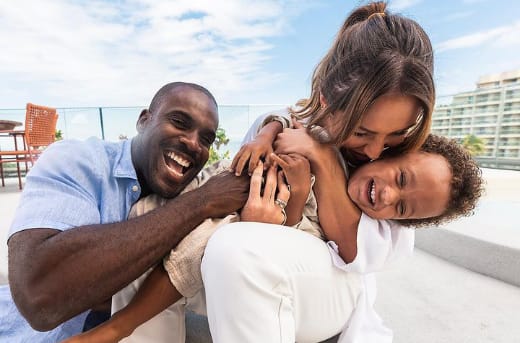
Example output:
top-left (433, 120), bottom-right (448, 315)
top-left (274, 121), bottom-right (319, 159)
top-left (231, 134), bottom-right (274, 176)
top-left (271, 153), bottom-right (311, 199)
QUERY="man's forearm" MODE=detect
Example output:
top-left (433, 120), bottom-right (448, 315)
top-left (8, 189), bottom-right (213, 330)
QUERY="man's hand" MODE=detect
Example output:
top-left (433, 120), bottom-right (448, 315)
top-left (198, 170), bottom-right (250, 217)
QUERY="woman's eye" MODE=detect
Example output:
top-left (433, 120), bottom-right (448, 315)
top-left (392, 129), bottom-right (409, 136)
top-left (353, 131), bottom-right (367, 137)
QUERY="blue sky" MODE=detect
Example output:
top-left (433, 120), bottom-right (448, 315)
top-left (0, 0), bottom-right (519, 109)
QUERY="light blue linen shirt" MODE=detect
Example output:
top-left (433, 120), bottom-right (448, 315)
top-left (0, 137), bottom-right (141, 342)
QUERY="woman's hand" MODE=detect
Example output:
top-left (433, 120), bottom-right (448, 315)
top-left (240, 161), bottom-right (290, 225)
top-left (270, 153), bottom-right (311, 226)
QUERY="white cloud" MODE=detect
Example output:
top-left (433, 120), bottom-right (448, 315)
top-left (0, 0), bottom-right (309, 107)
top-left (435, 21), bottom-right (520, 52)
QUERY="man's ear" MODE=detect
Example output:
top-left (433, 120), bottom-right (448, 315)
top-left (136, 109), bottom-right (151, 133)
top-left (319, 92), bottom-right (328, 109)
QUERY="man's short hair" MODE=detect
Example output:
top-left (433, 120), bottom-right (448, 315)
top-left (149, 82), bottom-right (217, 114)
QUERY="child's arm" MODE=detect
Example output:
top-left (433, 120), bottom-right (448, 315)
top-left (270, 153), bottom-right (311, 226)
top-left (231, 115), bottom-right (290, 176)
top-left (61, 264), bottom-right (182, 343)
top-left (274, 120), bottom-right (361, 263)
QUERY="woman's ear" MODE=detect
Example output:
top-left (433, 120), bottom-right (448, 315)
top-left (136, 109), bottom-right (151, 133)
top-left (319, 92), bottom-right (328, 109)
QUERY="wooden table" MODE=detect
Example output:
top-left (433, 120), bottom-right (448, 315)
top-left (0, 119), bottom-right (23, 131)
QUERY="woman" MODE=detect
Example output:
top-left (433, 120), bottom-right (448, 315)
top-left (203, 2), bottom-right (435, 342)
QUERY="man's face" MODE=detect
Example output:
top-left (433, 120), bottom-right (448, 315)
top-left (135, 86), bottom-right (218, 198)
top-left (347, 151), bottom-right (451, 220)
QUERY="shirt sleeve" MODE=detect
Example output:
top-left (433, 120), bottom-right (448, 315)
top-left (241, 108), bottom-right (291, 144)
top-left (326, 213), bottom-right (415, 274)
top-left (9, 140), bottom-right (105, 236)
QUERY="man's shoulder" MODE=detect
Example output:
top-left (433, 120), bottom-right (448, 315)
top-left (44, 137), bottom-right (124, 162)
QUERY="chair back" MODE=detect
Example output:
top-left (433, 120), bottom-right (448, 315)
top-left (24, 103), bottom-right (58, 148)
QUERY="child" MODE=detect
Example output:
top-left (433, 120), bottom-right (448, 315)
top-left (62, 134), bottom-right (483, 343)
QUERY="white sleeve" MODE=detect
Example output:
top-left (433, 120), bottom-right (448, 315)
top-left (241, 108), bottom-right (291, 144)
top-left (326, 213), bottom-right (414, 274)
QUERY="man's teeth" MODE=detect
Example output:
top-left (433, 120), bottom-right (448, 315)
top-left (167, 151), bottom-right (191, 168)
top-left (370, 181), bottom-right (375, 205)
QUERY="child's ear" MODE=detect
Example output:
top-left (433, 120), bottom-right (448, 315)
top-left (136, 109), bottom-right (151, 133)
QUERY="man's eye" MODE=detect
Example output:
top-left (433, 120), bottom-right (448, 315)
top-left (170, 118), bottom-right (187, 128)
top-left (202, 136), bottom-right (214, 147)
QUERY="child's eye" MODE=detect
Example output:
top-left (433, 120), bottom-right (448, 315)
top-left (399, 170), bottom-right (406, 188)
top-left (398, 201), bottom-right (406, 216)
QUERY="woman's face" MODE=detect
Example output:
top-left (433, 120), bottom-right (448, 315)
top-left (325, 93), bottom-right (421, 166)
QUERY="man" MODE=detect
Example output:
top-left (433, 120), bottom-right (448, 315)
top-left (0, 82), bottom-right (249, 341)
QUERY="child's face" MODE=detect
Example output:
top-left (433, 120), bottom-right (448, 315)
top-left (347, 152), bottom-right (451, 220)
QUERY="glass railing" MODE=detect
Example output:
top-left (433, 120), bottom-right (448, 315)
top-left (0, 104), bottom-right (289, 155)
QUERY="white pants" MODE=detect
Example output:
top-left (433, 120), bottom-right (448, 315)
top-left (201, 223), bottom-right (362, 343)
top-left (113, 222), bottom-right (361, 343)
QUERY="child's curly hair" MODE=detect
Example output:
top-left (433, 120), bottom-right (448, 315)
top-left (397, 134), bottom-right (484, 228)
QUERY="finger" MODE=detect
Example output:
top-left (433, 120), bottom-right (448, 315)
top-left (248, 151), bottom-right (263, 176)
top-left (234, 151), bottom-right (251, 176)
top-left (270, 153), bottom-right (289, 170)
top-left (230, 147), bottom-right (242, 170)
top-left (263, 164), bottom-right (278, 201)
top-left (291, 117), bottom-right (304, 129)
top-left (276, 170), bottom-right (291, 202)
top-left (248, 160), bottom-right (264, 202)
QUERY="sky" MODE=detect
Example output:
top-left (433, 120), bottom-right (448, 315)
top-left (1, 0), bottom-right (519, 110)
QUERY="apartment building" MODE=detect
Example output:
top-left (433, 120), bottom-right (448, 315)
top-left (432, 70), bottom-right (520, 170)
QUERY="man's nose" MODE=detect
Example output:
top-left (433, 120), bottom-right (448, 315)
top-left (363, 137), bottom-right (386, 161)
top-left (180, 131), bottom-right (202, 154)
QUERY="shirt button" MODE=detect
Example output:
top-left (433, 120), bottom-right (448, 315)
top-left (132, 185), bottom-right (139, 192)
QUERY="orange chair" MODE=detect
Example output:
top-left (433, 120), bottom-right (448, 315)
top-left (0, 103), bottom-right (58, 189)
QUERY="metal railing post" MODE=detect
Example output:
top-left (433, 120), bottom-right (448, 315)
top-left (99, 107), bottom-right (105, 140)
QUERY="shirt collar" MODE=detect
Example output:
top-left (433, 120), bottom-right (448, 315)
top-left (113, 138), bottom-right (138, 180)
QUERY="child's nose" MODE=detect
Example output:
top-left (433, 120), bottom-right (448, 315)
top-left (381, 185), bottom-right (399, 206)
